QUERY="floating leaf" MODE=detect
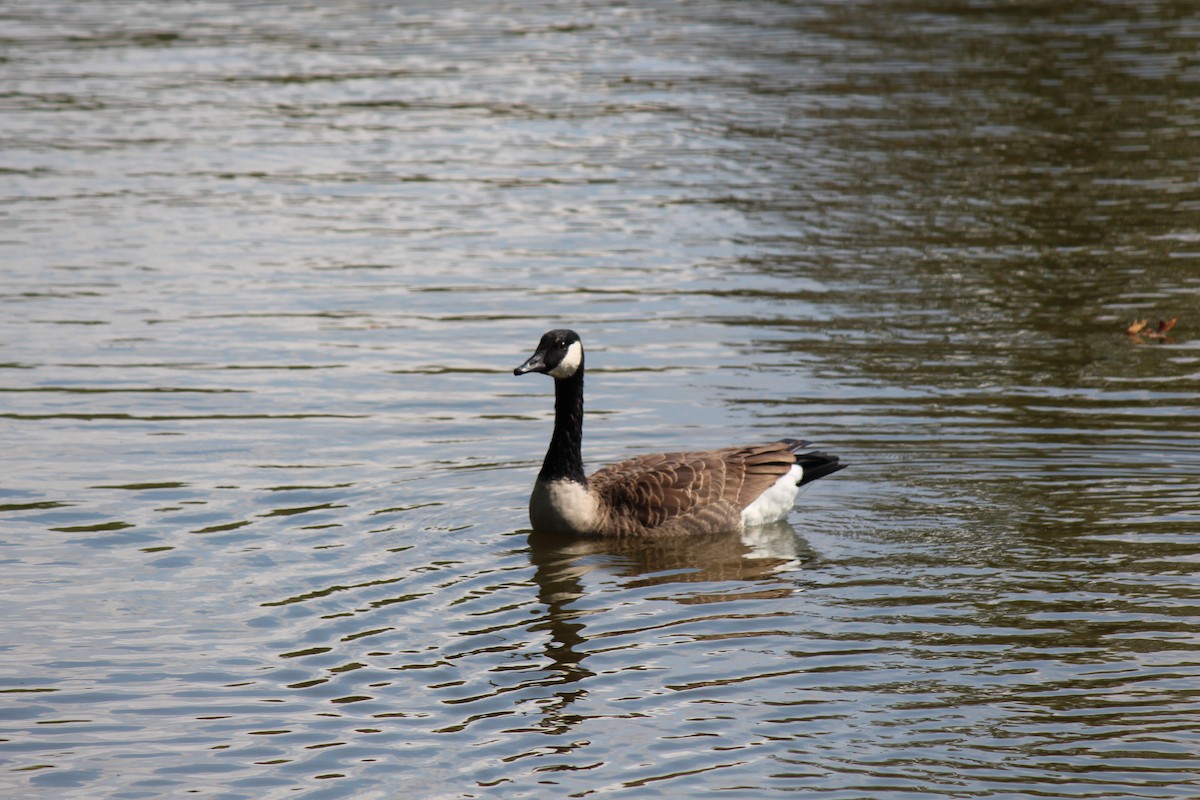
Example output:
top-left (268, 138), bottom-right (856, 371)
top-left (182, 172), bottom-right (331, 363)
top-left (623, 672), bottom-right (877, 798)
top-left (1126, 317), bottom-right (1178, 344)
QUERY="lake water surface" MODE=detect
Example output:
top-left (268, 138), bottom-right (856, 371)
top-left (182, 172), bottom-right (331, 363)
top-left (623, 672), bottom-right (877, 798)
top-left (3, 2), bottom-right (1200, 798)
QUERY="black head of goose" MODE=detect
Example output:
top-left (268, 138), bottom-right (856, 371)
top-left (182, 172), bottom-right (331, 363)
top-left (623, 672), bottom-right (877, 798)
top-left (514, 329), bottom-right (846, 537)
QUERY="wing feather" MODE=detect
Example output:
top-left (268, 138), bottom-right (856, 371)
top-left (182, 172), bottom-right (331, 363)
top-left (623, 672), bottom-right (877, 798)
top-left (588, 441), bottom-right (800, 535)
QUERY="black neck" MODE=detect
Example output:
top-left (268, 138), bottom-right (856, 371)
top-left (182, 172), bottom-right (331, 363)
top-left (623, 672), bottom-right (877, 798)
top-left (539, 368), bottom-right (587, 485)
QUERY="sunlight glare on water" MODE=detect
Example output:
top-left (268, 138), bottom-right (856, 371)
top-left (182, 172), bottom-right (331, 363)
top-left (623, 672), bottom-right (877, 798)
top-left (2, 1), bottom-right (1199, 798)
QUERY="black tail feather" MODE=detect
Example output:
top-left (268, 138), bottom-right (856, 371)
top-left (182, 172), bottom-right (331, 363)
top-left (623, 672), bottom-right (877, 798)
top-left (793, 451), bottom-right (847, 486)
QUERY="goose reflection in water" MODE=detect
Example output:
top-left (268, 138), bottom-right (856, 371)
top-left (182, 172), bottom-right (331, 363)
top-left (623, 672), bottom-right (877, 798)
top-left (523, 520), bottom-right (817, 673)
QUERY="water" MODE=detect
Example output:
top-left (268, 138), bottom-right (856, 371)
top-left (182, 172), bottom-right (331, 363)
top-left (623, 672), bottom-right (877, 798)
top-left (3, 1), bottom-right (1199, 797)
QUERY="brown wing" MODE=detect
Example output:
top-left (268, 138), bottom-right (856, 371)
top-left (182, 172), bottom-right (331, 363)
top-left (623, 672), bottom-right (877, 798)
top-left (588, 441), bottom-right (798, 535)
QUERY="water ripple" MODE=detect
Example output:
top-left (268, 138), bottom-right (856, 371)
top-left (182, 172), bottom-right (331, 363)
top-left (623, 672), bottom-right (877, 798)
top-left (4, 0), bottom-right (1200, 798)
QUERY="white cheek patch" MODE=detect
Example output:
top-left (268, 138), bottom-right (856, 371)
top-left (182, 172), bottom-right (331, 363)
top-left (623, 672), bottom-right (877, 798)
top-left (548, 341), bottom-right (583, 379)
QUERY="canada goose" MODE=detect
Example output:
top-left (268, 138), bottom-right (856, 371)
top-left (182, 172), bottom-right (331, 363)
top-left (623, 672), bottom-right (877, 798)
top-left (514, 329), bottom-right (846, 537)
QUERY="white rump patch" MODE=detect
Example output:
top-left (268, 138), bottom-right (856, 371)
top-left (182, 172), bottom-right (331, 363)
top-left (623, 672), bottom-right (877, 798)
top-left (740, 464), bottom-right (802, 527)
top-left (547, 341), bottom-right (583, 379)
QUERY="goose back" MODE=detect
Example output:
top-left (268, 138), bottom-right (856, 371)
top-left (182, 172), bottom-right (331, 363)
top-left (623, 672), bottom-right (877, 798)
top-left (588, 441), bottom-right (802, 537)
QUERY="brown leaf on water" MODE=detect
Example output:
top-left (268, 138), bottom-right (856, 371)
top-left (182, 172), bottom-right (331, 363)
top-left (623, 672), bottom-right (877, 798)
top-left (1126, 317), bottom-right (1178, 344)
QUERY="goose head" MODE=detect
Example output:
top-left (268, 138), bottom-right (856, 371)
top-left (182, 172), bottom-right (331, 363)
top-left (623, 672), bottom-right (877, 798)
top-left (514, 329), bottom-right (584, 380)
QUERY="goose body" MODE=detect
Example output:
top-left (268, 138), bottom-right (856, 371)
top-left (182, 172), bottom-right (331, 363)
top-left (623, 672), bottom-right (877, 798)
top-left (514, 329), bottom-right (846, 537)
